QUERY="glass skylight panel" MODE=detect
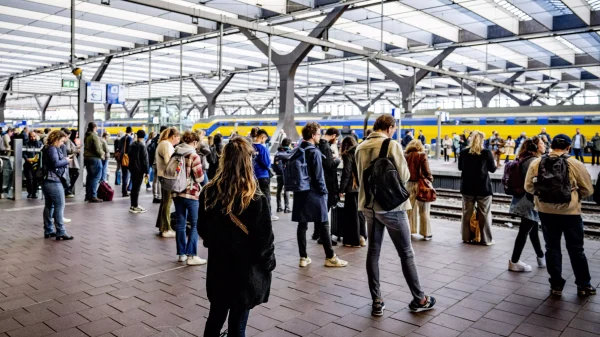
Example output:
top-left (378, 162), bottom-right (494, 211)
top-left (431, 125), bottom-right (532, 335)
top-left (492, 0), bottom-right (532, 20)
top-left (159, 0), bottom-right (238, 18)
top-left (587, 0), bottom-right (600, 10)
top-left (367, 3), bottom-right (459, 42)
top-left (530, 37), bottom-right (577, 64)
top-left (453, 0), bottom-right (520, 34)
top-left (307, 17), bottom-right (407, 49)
top-left (471, 45), bottom-right (529, 67)
top-left (234, 0), bottom-right (287, 15)
top-left (554, 36), bottom-right (585, 54)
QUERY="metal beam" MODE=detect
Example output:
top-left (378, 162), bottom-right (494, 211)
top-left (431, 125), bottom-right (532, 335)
top-left (104, 103), bottom-right (112, 121)
top-left (245, 97), bottom-right (275, 115)
top-left (557, 90), bottom-right (583, 105)
top-left (452, 71), bottom-right (524, 107)
top-left (344, 92), bottom-right (385, 114)
top-left (190, 74), bottom-right (234, 117)
top-left (122, 101), bottom-right (141, 118)
top-left (35, 96), bottom-right (53, 121)
top-left (294, 85), bottom-right (331, 113)
top-left (0, 77), bottom-right (13, 123)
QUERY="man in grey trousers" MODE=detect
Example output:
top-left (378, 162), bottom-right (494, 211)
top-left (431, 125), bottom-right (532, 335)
top-left (356, 114), bottom-right (436, 317)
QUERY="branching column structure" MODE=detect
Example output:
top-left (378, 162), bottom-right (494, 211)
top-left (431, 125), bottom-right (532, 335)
top-left (190, 75), bottom-right (234, 118)
top-left (453, 71), bottom-right (524, 107)
top-left (0, 77), bottom-right (13, 123)
top-left (239, 5), bottom-right (348, 139)
top-left (345, 92), bottom-right (384, 114)
top-left (294, 86), bottom-right (331, 113)
top-left (369, 47), bottom-right (455, 113)
top-left (246, 97), bottom-right (275, 115)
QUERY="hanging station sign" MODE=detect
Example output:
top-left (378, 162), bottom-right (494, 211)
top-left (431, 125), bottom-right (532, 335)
top-left (106, 84), bottom-right (126, 105)
top-left (86, 82), bottom-right (107, 104)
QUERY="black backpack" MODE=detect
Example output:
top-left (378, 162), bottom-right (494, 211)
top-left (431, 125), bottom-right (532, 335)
top-left (363, 138), bottom-right (410, 211)
top-left (272, 150), bottom-right (290, 176)
top-left (147, 137), bottom-right (159, 166)
top-left (534, 154), bottom-right (571, 204)
top-left (283, 145), bottom-right (312, 192)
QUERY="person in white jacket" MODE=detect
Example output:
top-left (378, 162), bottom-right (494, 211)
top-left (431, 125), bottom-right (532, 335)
top-left (155, 127), bottom-right (180, 238)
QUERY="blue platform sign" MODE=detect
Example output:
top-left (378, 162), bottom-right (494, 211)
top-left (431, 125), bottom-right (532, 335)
top-left (106, 84), bottom-right (126, 105)
top-left (391, 108), bottom-right (395, 118)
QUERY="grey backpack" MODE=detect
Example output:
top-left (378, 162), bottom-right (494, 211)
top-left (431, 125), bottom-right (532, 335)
top-left (161, 152), bottom-right (190, 193)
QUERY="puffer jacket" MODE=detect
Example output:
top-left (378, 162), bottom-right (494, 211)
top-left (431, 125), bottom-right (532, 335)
top-left (44, 145), bottom-right (68, 182)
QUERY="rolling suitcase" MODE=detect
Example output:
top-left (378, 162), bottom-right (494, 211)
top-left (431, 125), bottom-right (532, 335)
top-left (330, 201), bottom-right (344, 240)
top-left (97, 181), bottom-right (114, 201)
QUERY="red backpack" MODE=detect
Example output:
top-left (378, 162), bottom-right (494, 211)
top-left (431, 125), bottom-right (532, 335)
top-left (502, 159), bottom-right (525, 196)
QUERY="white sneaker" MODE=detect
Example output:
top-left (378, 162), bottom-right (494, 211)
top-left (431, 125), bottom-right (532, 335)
top-left (63, 218), bottom-right (71, 223)
top-left (271, 215), bottom-right (279, 221)
top-left (299, 257), bottom-right (312, 267)
top-left (537, 256), bottom-right (546, 267)
top-left (161, 230), bottom-right (176, 238)
top-left (187, 256), bottom-right (207, 266)
top-left (324, 255), bottom-right (348, 267)
top-left (135, 206), bottom-right (147, 213)
top-left (178, 255), bottom-right (187, 262)
top-left (508, 260), bottom-right (532, 272)
top-left (359, 236), bottom-right (367, 247)
top-left (129, 206), bottom-right (140, 214)
top-left (484, 240), bottom-right (495, 246)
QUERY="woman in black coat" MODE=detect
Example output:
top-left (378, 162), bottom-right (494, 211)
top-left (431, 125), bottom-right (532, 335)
top-left (339, 137), bottom-right (366, 247)
top-left (198, 137), bottom-right (275, 337)
top-left (24, 132), bottom-right (43, 198)
top-left (458, 130), bottom-right (496, 245)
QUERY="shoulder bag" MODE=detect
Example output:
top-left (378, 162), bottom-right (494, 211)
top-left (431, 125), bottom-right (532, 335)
top-left (121, 137), bottom-right (130, 168)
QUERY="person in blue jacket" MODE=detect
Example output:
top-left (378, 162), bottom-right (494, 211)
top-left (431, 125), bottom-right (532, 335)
top-left (252, 128), bottom-right (278, 221)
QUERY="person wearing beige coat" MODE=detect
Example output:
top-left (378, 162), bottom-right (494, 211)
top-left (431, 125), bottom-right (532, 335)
top-left (524, 134), bottom-right (595, 296)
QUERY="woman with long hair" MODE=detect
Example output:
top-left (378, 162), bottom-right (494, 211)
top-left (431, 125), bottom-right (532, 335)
top-left (508, 136), bottom-right (546, 272)
top-left (155, 127), bottom-right (180, 238)
top-left (42, 130), bottom-right (73, 240)
top-left (405, 139), bottom-right (434, 240)
top-left (458, 130), bottom-right (496, 245)
top-left (339, 136), bottom-right (366, 247)
top-left (199, 137), bottom-right (275, 337)
top-left (100, 132), bottom-right (110, 182)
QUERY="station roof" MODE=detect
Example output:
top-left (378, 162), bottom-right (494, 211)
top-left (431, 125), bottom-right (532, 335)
top-left (2, 0), bottom-right (600, 113)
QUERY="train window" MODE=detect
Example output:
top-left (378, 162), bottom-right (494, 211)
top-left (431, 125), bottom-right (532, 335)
top-left (441, 119), bottom-right (457, 125)
top-left (460, 118), bottom-right (479, 125)
top-left (584, 116), bottom-right (600, 124)
top-left (224, 122), bottom-right (234, 126)
top-left (486, 118), bottom-right (507, 125)
top-left (548, 117), bottom-right (572, 124)
top-left (515, 117), bottom-right (538, 124)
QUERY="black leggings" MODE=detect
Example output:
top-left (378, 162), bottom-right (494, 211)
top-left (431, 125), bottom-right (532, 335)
top-left (298, 221), bottom-right (334, 259)
top-left (258, 178), bottom-right (271, 214)
top-left (511, 217), bottom-right (544, 263)
top-left (443, 149), bottom-right (449, 162)
top-left (130, 173), bottom-right (143, 207)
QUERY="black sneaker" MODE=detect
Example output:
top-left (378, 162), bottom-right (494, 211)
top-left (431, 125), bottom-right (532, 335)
top-left (311, 233), bottom-right (319, 240)
top-left (550, 285), bottom-right (563, 296)
top-left (577, 285), bottom-right (597, 296)
top-left (276, 207), bottom-right (283, 212)
top-left (284, 208), bottom-right (291, 213)
top-left (409, 295), bottom-right (436, 312)
top-left (152, 198), bottom-right (162, 204)
top-left (371, 300), bottom-right (385, 317)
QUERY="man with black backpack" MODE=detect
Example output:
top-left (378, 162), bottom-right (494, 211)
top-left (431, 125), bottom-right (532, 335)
top-left (288, 122), bottom-right (347, 269)
top-left (273, 138), bottom-right (292, 213)
top-left (356, 114), bottom-right (435, 317)
top-left (315, 127), bottom-right (341, 243)
top-left (525, 134), bottom-right (595, 297)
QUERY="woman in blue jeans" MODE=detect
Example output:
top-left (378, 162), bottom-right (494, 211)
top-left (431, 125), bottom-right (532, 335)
top-left (42, 130), bottom-right (73, 241)
top-left (199, 137), bottom-right (275, 337)
top-left (172, 131), bottom-right (206, 266)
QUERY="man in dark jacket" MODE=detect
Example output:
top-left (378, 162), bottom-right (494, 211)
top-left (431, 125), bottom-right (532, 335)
top-left (83, 122), bottom-right (105, 203)
top-left (417, 130), bottom-right (425, 145)
top-left (316, 127), bottom-right (341, 243)
top-left (293, 122), bottom-right (347, 268)
top-left (273, 138), bottom-right (292, 213)
top-left (128, 130), bottom-right (149, 214)
top-left (120, 127), bottom-right (134, 197)
top-left (402, 130), bottom-right (414, 148)
top-left (591, 132), bottom-right (600, 165)
top-left (572, 128), bottom-right (586, 162)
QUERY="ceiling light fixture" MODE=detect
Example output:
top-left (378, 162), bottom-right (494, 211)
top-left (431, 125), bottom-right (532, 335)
top-left (554, 36), bottom-right (585, 54)
top-left (492, 0), bottom-right (532, 21)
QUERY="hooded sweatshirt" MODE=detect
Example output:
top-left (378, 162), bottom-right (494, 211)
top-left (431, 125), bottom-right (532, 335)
top-left (171, 143), bottom-right (204, 200)
top-left (84, 131), bottom-right (104, 159)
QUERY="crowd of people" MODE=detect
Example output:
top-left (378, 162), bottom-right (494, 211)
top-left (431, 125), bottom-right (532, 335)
top-left (1, 115), bottom-right (599, 336)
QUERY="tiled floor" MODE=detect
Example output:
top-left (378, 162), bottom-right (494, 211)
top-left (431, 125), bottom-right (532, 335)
top-left (0, 188), bottom-right (599, 337)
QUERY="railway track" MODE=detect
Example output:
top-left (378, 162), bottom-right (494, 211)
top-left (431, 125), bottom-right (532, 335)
top-left (430, 202), bottom-right (600, 237)
top-left (435, 188), bottom-right (600, 213)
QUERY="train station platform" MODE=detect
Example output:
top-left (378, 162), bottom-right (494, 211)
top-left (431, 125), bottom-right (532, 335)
top-left (0, 188), bottom-right (599, 337)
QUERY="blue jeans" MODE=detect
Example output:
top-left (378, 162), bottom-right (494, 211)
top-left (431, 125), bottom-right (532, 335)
top-left (101, 159), bottom-right (108, 182)
top-left (84, 157), bottom-right (103, 199)
top-left (539, 213), bottom-right (591, 289)
top-left (173, 197), bottom-right (199, 256)
top-left (42, 181), bottom-right (67, 236)
top-left (364, 210), bottom-right (425, 303)
top-left (204, 303), bottom-right (250, 337)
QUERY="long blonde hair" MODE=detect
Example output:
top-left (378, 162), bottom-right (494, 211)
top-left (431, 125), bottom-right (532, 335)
top-left (405, 139), bottom-right (424, 154)
top-left (469, 130), bottom-right (485, 155)
top-left (203, 137), bottom-right (258, 215)
top-left (159, 127), bottom-right (179, 142)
